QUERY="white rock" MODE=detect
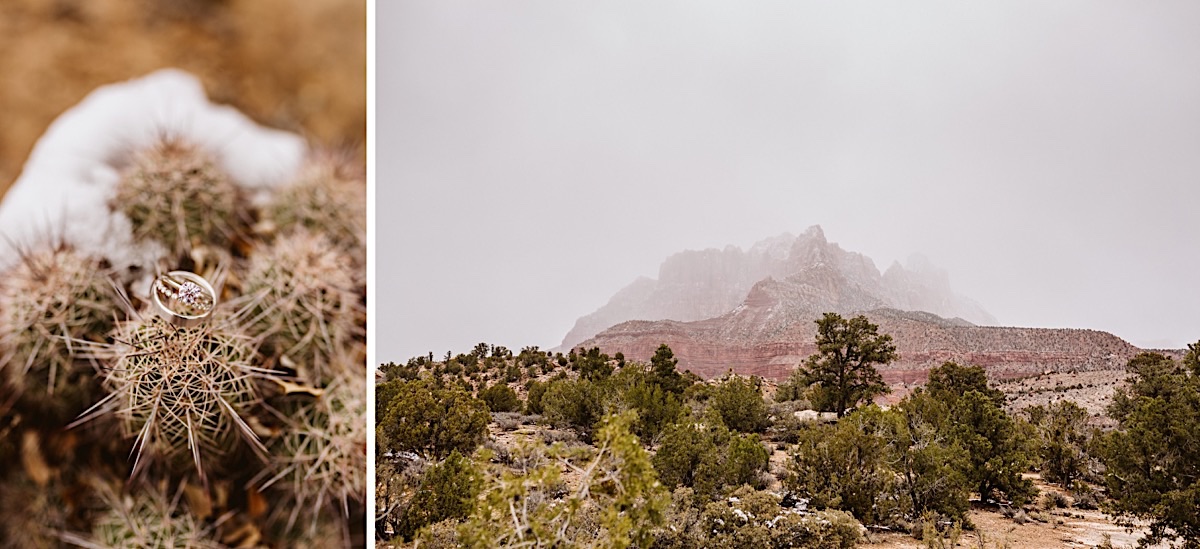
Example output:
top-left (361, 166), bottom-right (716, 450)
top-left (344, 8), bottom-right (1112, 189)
top-left (793, 409), bottom-right (839, 422)
top-left (794, 410), bottom-right (821, 422)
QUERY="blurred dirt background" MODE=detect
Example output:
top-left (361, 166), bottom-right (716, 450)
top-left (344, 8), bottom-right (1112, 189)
top-left (0, 0), bottom-right (366, 200)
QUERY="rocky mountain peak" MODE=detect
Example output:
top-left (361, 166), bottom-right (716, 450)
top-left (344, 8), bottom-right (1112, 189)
top-left (556, 228), bottom-right (998, 350)
top-left (558, 228), bottom-right (994, 351)
top-left (569, 228), bottom-right (1142, 384)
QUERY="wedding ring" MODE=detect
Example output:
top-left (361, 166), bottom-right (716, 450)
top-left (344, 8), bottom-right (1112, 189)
top-left (152, 271), bottom-right (216, 327)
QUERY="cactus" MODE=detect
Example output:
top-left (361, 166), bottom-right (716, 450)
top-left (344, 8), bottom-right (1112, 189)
top-left (0, 245), bottom-right (117, 418)
top-left (82, 313), bottom-right (268, 481)
top-left (62, 481), bottom-right (224, 549)
top-left (263, 508), bottom-right (353, 549)
top-left (0, 74), bottom-right (367, 547)
top-left (265, 149), bottom-right (366, 264)
top-left (242, 230), bottom-right (360, 384)
top-left (112, 138), bottom-right (249, 260)
top-left (260, 364), bottom-right (366, 525)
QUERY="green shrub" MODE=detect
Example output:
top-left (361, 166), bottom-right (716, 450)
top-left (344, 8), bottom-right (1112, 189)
top-left (921, 362), bottom-right (1035, 506)
top-left (785, 406), bottom-right (901, 526)
top-left (653, 415), bottom-right (769, 502)
top-left (649, 344), bottom-right (691, 395)
top-left (1100, 351), bottom-right (1200, 546)
top-left (771, 509), bottom-right (863, 549)
top-left (459, 413), bottom-right (668, 548)
top-left (610, 367), bottom-right (685, 441)
top-left (576, 347), bottom-right (614, 381)
top-left (541, 378), bottom-right (605, 437)
top-left (479, 382), bottom-right (521, 413)
top-left (398, 450), bottom-right (482, 540)
top-left (892, 390), bottom-right (972, 522)
top-left (654, 486), bottom-right (862, 549)
top-left (378, 378), bottom-right (490, 459)
top-left (951, 390), bottom-right (1035, 505)
top-left (926, 361), bottom-right (1005, 408)
top-left (525, 380), bottom-right (548, 415)
top-left (774, 367), bottom-right (808, 403)
top-left (708, 375), bottom-right (768, 433)
top-left (380, 361), bottom-right (420, 381)
top-left (415, 519), bottom-right (464, 549)
top-left (1028, 400), bottom-right (1090, 488)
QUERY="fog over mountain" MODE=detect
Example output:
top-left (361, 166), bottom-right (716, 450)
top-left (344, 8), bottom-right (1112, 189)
top-left (559, 226), bottom-right (994, 351)
top-left (379, 2), bottom-right (1200, 363)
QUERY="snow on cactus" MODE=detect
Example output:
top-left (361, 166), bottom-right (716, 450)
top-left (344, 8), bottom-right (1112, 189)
top-left (0, 69), bottom-right (363, 546)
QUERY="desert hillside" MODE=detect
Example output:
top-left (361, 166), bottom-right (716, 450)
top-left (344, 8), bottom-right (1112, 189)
top-left (582, 295), bottom-right (1140, 382)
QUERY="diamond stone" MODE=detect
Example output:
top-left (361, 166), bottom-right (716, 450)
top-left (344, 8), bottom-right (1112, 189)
top-left (177, 281), bottom-right (204, 306)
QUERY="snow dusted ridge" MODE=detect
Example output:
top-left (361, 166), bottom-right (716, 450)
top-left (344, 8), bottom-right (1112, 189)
top-left (0, 69), bottom-right (306, 271)
top-left (559, 226), bottom-right (996, 351)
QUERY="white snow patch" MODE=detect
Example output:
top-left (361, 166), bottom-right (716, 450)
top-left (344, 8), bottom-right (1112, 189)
top-left (0, 68), bottom-right (305, 270)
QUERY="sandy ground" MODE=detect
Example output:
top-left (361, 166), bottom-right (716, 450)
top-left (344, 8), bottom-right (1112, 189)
top-left (863, 505), bottom-right (1147, 549)
top-left (768, 442), bottom-right (1150, 549)
top-left (863, 479), bottom-right (1152, 549)
top-left (0, 0), bottom-right (365, 198)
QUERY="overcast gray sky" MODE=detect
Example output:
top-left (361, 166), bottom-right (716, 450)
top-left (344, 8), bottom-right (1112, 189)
top-left (378, 1), bottom-right (1200, 363)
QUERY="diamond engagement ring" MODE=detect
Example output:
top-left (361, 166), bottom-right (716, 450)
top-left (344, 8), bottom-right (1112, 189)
top-left (152, 271), bottom-right (216, 327)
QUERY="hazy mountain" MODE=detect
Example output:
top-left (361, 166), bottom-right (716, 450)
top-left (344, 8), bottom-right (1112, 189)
top-left (559, 226), bottom-right (995, 351)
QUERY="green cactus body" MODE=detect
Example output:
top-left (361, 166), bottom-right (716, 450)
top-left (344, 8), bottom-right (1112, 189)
top-left (78, 483), bottom-right (224, 549)
top-left (0, 246), bottom-right (115, 417)
top-left (243, 230), bottom-right (359, 385)
top-left (263, 367), bottom-right (366, 521)
top-left (98, 314), bottom-right (264, 480)
top-left (266, 152), bottom-right (366, 265)
top-left (113, 139), bottom-right (248, 260)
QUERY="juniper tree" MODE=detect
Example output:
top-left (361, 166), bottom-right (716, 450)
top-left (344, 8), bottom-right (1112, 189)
top-left (926, 360), bottom-right (1005, 408)
top-left (708, 374), bottom-right (768, 433)
top-left (952, 390), bottom-right (1035, 505)
top-left (397, 450), bottom-right (482, 540)
top-left (479, 382), bottom-right (521, 413)
top-left (798, 313), bottom-right (897, 417)
top-left (1028, 400), bottom-right (1090, 488)
top-left (650, 344), bottom-right (690, 395)
top-left (1101, 352), bottom-right (1200, 547)
top-left (652, 412), bottom-right (769, 502)
top-left (918, 362), bottom-right (1034, 505)
top-left (785, 406), bottom-right (900, 525)
top-left (378, 378), bottom-right (489, 459)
